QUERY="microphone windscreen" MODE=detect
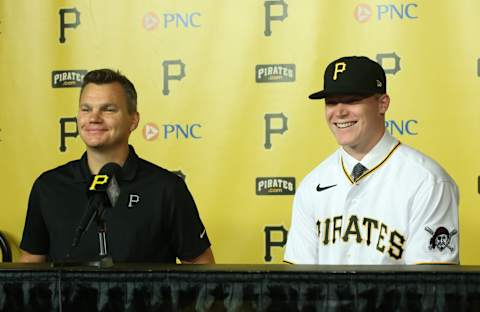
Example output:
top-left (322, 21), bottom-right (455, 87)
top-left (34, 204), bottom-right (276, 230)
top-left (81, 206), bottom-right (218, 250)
top-left (99, 163), bottom-right (122, 207)
top-left (98, 162), bottom-right (123, 181)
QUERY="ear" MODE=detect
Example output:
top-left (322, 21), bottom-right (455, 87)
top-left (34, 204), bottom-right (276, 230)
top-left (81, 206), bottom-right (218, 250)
top-left (129, 112), bottom-right (140, 132)
top-left (378, 94), bottom-right (390, 115)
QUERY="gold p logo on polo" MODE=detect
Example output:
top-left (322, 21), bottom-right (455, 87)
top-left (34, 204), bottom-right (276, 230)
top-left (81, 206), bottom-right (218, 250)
top-left (89, 174), bottom-right (109, 190)
top-left (333, 62), bottom-right (346, 80)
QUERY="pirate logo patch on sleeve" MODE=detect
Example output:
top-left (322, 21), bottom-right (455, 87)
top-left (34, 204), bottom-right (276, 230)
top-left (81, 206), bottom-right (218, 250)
top-left (425, 226), bottom-right (457, 252)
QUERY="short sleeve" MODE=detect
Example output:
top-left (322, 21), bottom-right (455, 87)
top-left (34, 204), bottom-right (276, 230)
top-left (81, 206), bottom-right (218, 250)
top-left (167, 177), bottom-right (211, 261)
top-left (284, 181), bottom-right (318, 264)
top-left (404, 179), bottom-right (459, 264)
top-left (20, 178), bottom-right (50, 255)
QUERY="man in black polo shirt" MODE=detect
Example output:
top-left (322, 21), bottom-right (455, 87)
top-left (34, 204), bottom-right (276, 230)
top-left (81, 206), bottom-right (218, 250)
top-left (20, 69), bottom-right (214, 264)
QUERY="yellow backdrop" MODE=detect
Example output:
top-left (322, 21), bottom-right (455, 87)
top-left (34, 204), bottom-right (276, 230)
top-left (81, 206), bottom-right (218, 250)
top-left (0, 1), bottom-right (479, 264)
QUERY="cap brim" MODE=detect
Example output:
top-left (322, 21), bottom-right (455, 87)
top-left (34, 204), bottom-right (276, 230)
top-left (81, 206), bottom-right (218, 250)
top-left (308, 90), bottom-right (326, 100)
top-left (309, 90), bottom-right (379, 100)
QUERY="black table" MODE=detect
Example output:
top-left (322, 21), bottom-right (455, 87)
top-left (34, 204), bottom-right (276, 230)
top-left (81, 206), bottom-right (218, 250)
top-left (0, 263), bottom-right (479, 311)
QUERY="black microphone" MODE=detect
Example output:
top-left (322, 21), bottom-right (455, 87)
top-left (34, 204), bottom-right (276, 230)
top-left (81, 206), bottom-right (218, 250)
top-left (71, 163), bottom-right (122, 248)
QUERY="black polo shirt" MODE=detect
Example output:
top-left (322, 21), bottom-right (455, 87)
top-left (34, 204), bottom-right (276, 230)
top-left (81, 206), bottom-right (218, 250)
top-left (20, 146), bottom-right (211, 263)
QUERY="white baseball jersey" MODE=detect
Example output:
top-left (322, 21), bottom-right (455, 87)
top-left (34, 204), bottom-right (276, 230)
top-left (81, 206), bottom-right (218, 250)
top-left (284, 131), bottom-right (459, 265)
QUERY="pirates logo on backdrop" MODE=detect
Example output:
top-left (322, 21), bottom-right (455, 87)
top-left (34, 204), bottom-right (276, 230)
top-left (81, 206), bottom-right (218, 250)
top-left (52, 70), bottom-right (87, 88)
top-left (56, 7), bottom-right (82, 152)
top-left (256, 64), bottom-right (295, 83)
top-left (256, 177), bottom-right (295, 196)
top-left (59, 8), bottom-right (80, 43)
top-left (264, 0), bottom-right (288, 37)
top-left (260, 1), bottom-right (294, 263)
top-left (59, 117), bottom-right (79, 152)
top-left (162, 60), bottom-right (186, 96)
top-left (477, 58), bottom-right (480, 77)
top-left (376, 52), bottom-right (401, 75)
top-left (263, 113), bottom-right (288, 150)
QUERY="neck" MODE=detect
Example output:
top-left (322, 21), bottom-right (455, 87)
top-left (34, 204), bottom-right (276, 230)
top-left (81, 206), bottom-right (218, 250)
top-left (343, 130), bottom-right (385, 161)
top-left (86, 144), bottom-right (130, 174)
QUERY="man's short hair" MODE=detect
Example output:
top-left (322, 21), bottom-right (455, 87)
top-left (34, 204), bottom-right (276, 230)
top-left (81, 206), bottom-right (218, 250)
top-left (81, 69), bottom-right (137, 114)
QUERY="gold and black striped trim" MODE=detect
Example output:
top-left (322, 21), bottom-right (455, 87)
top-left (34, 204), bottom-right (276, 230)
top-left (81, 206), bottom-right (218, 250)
top-left (415, 262), bottom-right (458, 265)
top-left (341, 142), bottom-right (402, 185)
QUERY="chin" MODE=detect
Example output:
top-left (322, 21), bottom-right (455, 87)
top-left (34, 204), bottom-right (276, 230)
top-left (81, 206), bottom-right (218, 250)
top-left (82, 139), bottom-right (106, 148)
top-left (333, 134), bottom-right (354, 146)
top-left (81, 135), bottom-right (106, 146)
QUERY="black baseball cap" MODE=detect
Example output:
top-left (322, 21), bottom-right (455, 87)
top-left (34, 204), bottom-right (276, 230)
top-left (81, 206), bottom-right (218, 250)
top-left (308, 56), bottom-right (386, 100)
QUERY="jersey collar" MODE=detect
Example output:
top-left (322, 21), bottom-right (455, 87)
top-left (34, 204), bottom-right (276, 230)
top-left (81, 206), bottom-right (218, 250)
top-left (340, 131), bottom-right (401, 184)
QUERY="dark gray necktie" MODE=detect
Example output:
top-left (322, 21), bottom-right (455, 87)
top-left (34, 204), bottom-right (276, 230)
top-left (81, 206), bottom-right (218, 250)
top-left (351, 163), bottom-right (368, 181)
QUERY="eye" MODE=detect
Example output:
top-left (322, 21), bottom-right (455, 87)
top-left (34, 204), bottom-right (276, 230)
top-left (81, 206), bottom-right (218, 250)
top-left (104, 106), bottom-right (118, 112)
top-left (79, 106), bottom-right (90, 112)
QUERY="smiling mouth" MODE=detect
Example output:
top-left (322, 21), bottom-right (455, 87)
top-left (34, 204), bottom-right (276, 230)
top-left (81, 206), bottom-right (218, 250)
top-left (335, 121), bottom-right (357, 129)
top-left (85, 129), bottom-right (107, 133)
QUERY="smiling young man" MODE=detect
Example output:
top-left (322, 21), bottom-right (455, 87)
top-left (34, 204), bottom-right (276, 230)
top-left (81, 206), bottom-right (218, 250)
top-left (284, 56), bottom-right (459, 265)
top-left (20, 69), bottom-right (214, 264)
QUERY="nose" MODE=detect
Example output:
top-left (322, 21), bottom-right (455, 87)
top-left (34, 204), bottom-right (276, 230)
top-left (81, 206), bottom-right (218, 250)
top-left (333, 103), bottom-right (349, 117)
top-left (87, 109), bottom-right (103, 123)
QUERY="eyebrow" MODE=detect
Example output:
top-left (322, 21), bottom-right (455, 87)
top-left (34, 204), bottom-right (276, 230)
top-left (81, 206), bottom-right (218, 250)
top-left (79, 102), bottom-right (118, 108)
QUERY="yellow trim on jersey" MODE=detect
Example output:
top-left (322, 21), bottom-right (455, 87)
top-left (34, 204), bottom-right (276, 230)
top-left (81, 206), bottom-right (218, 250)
top-left (341, 142), bottom-right (402, 185)
top-left (415, 262), bottom-right (458, 265)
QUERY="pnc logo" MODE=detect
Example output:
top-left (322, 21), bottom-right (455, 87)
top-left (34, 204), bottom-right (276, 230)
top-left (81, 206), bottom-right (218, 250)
top-left (143, 123), bottom-right (160, 141)
top-left (142, 11), bottom-right (201, 30)
top-left (355, 3), bottom-right (418, 23)
top-left (385, 119), bottom-right (418, 136)
top-left (142, 122), bottom-right (202, 140)
top-left (354, 4), bottom-right (372, 23)
top-left (143, 12), bottom-right (159, 31)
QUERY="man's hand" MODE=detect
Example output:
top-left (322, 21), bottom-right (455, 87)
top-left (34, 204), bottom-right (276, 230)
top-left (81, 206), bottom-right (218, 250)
top-left (19, 250), bottom-right (46, 263)
top-left (181, 247), bottom-right (215, 264)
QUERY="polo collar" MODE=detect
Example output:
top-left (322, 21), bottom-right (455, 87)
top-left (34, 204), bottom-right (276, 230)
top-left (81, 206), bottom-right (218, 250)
top-left (121, 145), bottom-right (139, 181)
top-left (74, 145), bottom-right (139, 182)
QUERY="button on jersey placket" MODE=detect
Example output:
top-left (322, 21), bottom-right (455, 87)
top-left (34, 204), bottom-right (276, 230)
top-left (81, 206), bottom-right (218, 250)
top-left (345, 182), bottom-right (363, 213)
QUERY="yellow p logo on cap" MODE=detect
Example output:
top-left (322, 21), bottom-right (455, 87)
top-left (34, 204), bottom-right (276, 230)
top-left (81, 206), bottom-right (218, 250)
top-left (333, 62), bottom-right (346, 80)
top-left (89, 175), bottom-right (109, 191)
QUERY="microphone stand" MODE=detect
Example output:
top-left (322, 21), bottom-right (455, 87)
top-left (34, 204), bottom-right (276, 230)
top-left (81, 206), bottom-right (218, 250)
top-left (93, 202), bottom-right (113, 268)
top-left (52, 201), bottom-right (113, 268)
top-left (53, 165), bottom-right (122, 269)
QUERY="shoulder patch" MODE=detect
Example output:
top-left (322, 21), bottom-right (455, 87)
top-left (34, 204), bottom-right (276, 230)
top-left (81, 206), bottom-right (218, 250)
top-left (425, 226), bottom-right (457, 252)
